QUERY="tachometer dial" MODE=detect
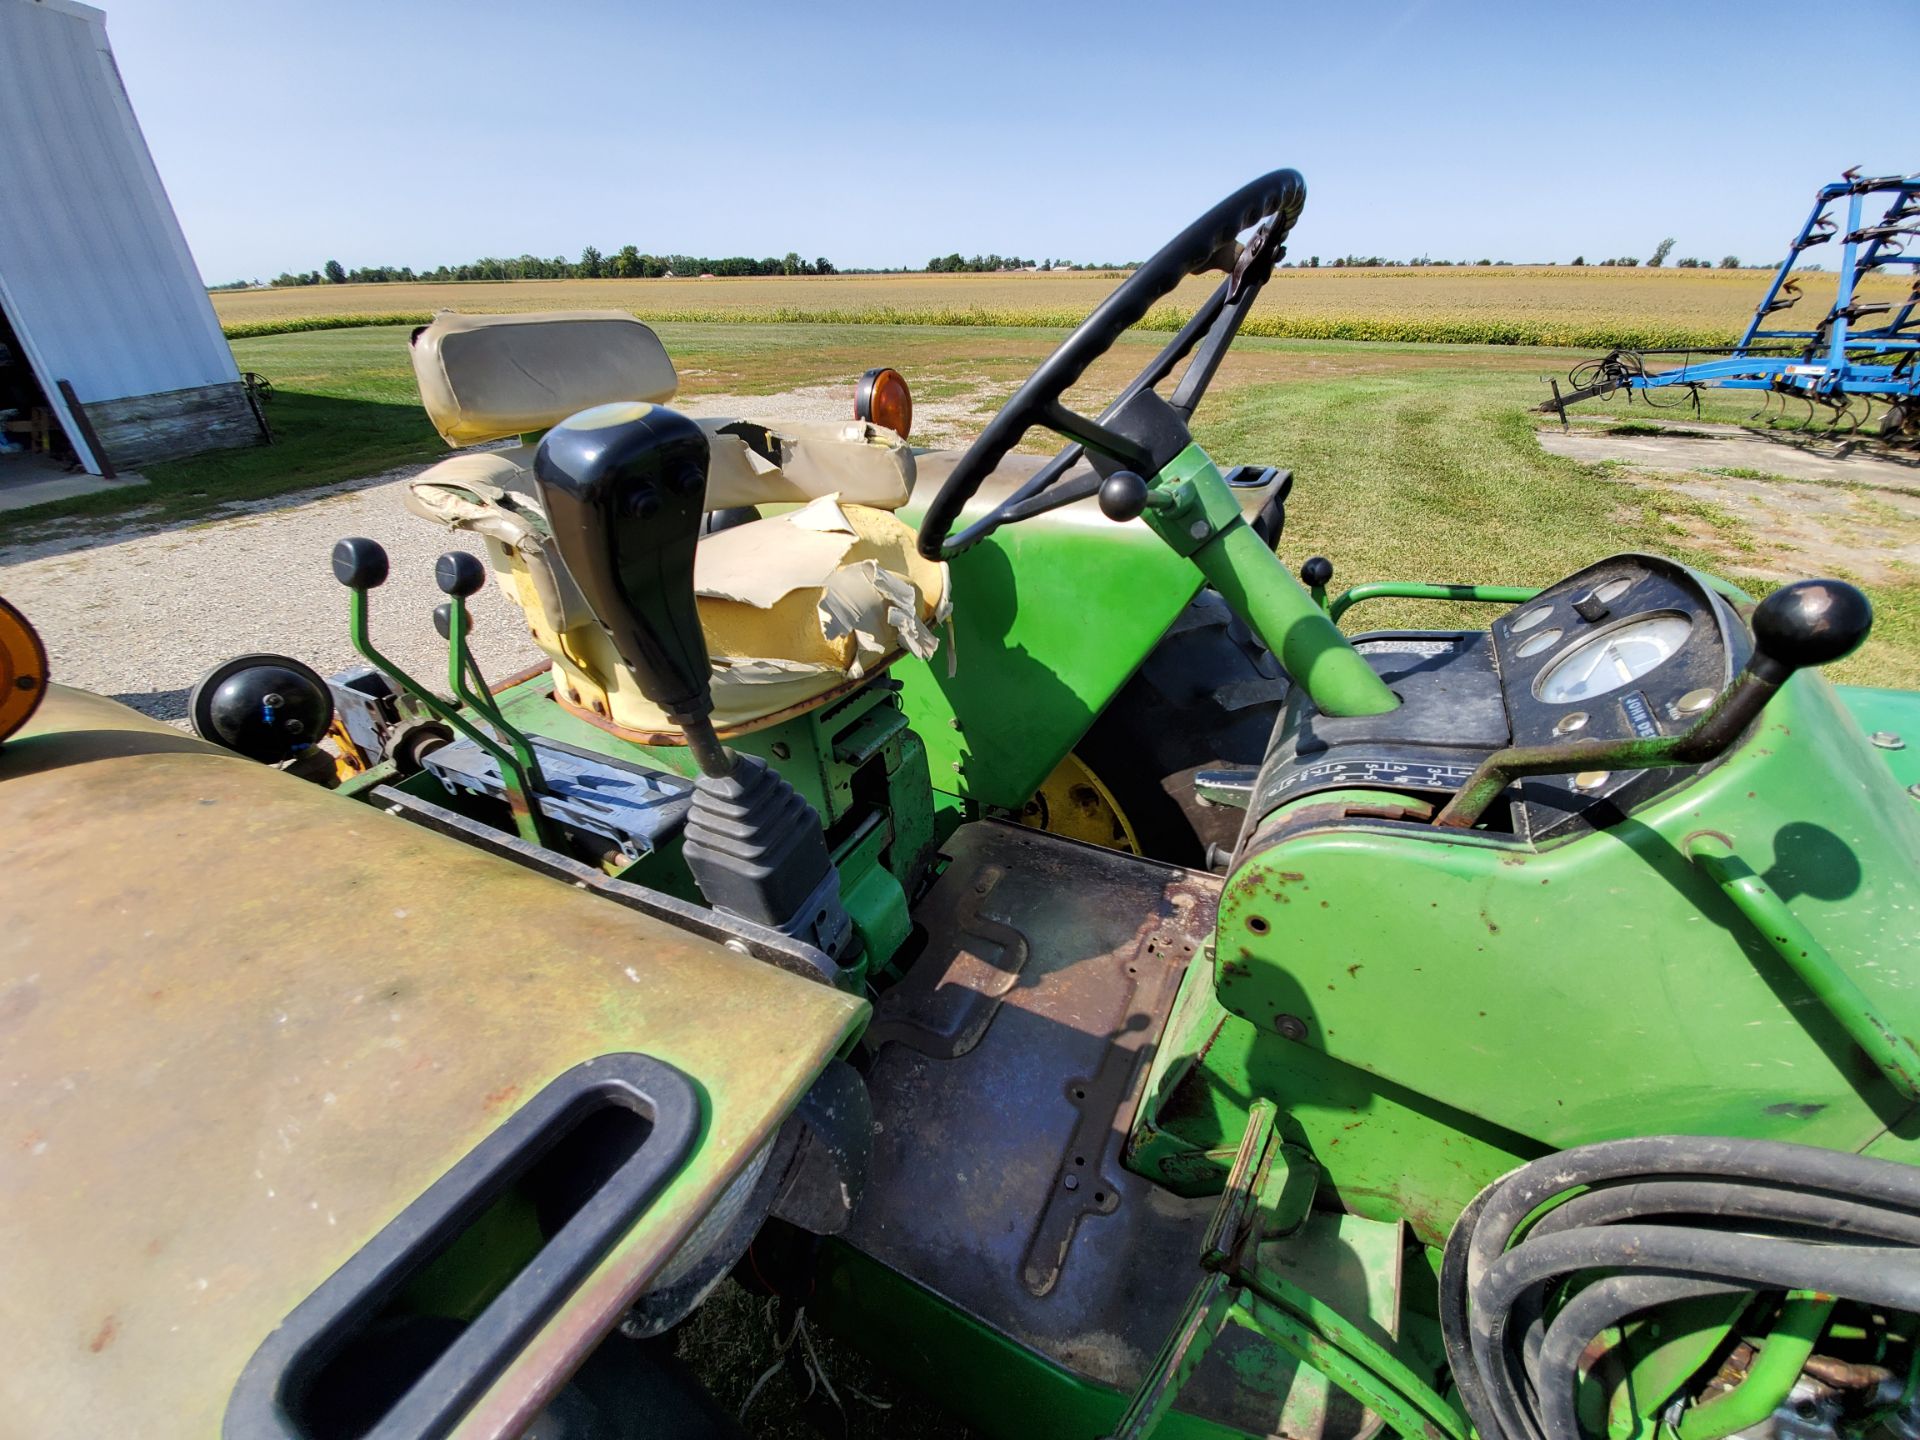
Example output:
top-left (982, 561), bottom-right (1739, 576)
top-left (1534, 612), bottom-right (1692, 703)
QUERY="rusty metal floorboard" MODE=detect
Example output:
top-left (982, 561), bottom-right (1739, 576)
top-left (847, 821), bottom-right (1383, 1437)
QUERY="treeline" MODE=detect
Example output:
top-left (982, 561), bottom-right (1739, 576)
top-left (256, 249), bottom-right (1131, 288)
top-left (267, 248), bottom-right (841, 288)
top-left (924, 254), bottom-right (1133, 272)
top-left (229, 241), bottom-right (1762, 292)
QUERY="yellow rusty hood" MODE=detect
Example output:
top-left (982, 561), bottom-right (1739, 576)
top-left (0, 687), bottom-right (868, 1437)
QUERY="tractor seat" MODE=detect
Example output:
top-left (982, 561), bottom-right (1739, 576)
top-left (405, 312), bottom-right (949, 738)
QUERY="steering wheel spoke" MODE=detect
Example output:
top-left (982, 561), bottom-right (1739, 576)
top-left (1036, 401), bottom-right (1154, 470)
top-left (1001, 468), bottom-right (1104, 523)
top-left (916, 169), bottom-right (1307, 561)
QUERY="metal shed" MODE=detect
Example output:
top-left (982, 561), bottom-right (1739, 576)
top-left (0, 0), bottom-right (263, 477)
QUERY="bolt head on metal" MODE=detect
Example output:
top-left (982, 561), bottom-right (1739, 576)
top-left (1188, 520), bottom-right (1211, 541)
top-left (1870, 731), bottom-right (1906, 750)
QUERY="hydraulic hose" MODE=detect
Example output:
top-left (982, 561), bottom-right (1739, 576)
top-left (1531, 1275), bottom-right (1746, 1440)
top-left (1438, 1137), bottom-right (1920, 1440)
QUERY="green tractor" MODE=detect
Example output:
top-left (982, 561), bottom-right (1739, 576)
top-left (6, 171), bottom-right (1920, 1440)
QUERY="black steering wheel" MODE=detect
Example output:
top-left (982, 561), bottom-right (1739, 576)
top-left (917, 169), bottom-right (1306, 561)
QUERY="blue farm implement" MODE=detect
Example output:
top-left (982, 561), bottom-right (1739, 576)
top-left (1542, 170), bottom-right (1920, 443)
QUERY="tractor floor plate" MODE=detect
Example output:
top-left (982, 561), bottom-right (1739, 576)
top-left (848, 820), bottom-right (1397, 1437)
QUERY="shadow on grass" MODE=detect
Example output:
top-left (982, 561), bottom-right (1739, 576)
top-left (0, 392), bottom-right (449, 552)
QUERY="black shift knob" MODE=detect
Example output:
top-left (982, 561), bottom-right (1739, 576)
top-left (1300, 556), bottom-right (1334, 589)
top-left (1098, 471), bottom-right (1150, 522)
top-left (432, 602), bottom-right (477, 642)
top-left (534, 403), bottom-right (714, 724)
top-left (1750, 579), bottom-right (1872, 681)
top-left (435, 550), bottom-right (486, 599)
top-left (332, 537), bottom-right (390, 590)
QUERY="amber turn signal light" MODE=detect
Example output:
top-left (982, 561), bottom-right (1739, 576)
top-left (0, 596), bottom-right (48, 745)
top-left (855, 367), bottom-right (913, 440)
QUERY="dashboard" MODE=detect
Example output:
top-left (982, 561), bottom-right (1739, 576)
top-left (1244, 553), bottom-right (1750, 845)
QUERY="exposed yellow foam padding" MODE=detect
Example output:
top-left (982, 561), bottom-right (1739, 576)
top-left (497, 503), bottom-right (947, 736)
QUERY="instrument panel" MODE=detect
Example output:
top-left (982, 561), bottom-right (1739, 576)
top-left (1490, 554), bottom-right (1746, 838)
top-left (1246, 553), bottom-right (1749, 845)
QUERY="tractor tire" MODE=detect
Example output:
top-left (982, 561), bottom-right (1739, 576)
top-left (1072, 590), bottom-right (1288, 868)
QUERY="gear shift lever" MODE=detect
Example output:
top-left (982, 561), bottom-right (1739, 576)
top-left (534, 403), bottom-right (854, 963)
top-left (533, 402), bottom-right (732, 775)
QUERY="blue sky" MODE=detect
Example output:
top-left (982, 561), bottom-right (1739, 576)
top-left (100, 0), bottom-right (1917, 282)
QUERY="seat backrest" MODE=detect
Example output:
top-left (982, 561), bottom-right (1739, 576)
top-left (410, 311), bottom-right (679, 447)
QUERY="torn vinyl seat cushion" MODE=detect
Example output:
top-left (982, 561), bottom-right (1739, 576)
top-left (401, 307), bottom-right (949, 737)
top-left (406, 470), bottom-right (949, 739)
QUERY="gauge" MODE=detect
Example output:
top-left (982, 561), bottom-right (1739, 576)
top-left (1593, 577), bottom-right (1633, 604)
top-left (1510, 604), bottom-right (1554, 633)
top-left (1515, 627), bottom-right (1563, 658)
top-left (1534, 611), bottom-right (1693, 703)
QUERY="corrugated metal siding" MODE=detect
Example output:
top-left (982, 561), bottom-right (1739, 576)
top-left (0, 0), bottom-right (239, 413)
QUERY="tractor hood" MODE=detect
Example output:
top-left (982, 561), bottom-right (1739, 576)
top-left (0, 688), bottom-right (868, 1437)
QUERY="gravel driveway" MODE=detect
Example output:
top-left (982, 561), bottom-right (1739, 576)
top-left (0, 462), bottom-right (547, 722)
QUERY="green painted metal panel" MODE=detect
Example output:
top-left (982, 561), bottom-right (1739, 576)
top-left (814, 1239), bottom-right (1251, 1440)
top-left (1215, 670), bottom-right (1920, 1155)
top-left (1129, 959), bottom-right (1541, 1248)
top-left (1836, 684), bottom-right (1920, 792)
top-left (892, 494), bottom-right (1202, 811)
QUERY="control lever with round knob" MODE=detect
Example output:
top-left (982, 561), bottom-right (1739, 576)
top-left (1299, 556), bottom-right (1334, 609)
top-left (1435, 578), bottom-right (1873, 829)
top-left (1097, 472), bottom-right (1156, 522)
top-left (432, 550), bottom-right (487, 642)
top-left (429, 548), bottom-right (540, 774)
top-left (1748, 577), bottom-right (1874, 681)
top-left (331, 535), bottom-right (391, 592)
top-left (328, 535), bottom-right (552, 844)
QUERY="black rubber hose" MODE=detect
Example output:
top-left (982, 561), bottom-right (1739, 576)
top-left (1441, 1139), bottom-right (1920, 1440)
top-left (1529, 1181), bottom-right (1920, 1247)
top-left (1531, 1275), bottom-right (1749, 1440)
top-left (1465, 1137), bottom-right (1920, 1288)
top-left (1440, 1176), bottom-right (1506, 1440)
top-left (1472, 1229), bottom-right (1920, 1440)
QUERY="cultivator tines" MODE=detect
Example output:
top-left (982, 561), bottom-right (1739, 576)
top-left (1542, 171), bottom-right (1920, 446)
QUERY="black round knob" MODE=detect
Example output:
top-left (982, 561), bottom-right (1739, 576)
top-left (1751, 578), bottom-right (1872, 678)
top-left (432, 601), bottom-right (474, 642)
top-left (1098, 472), bottom-right (1150, 522)
top-left (435, 550), bottom-right (486, 599)
top-left (1300, 556), bottom-right (1334, 589)
top-left (331, 537), bottom-right (390, 590)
